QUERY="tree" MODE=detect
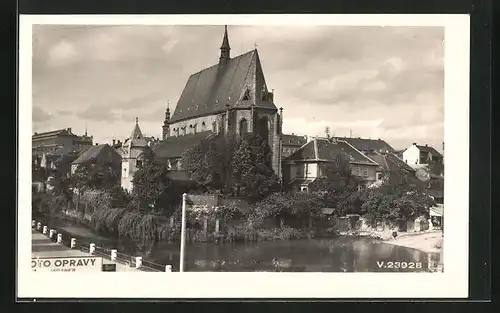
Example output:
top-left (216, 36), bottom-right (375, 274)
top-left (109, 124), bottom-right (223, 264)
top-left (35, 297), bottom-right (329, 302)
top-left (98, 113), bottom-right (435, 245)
top-left (182, 134), bottom-right (236, 192)
top-left (231, 134), bottom-right (279, 201)
top-left (131, 148), bottom-right (177, 214)
top-left (360, 170), bottom-right (436, 227)
top-left (183, 133), bottom-right (278, 200)
top-left (72, 161), bottom-right (120, 191)
top-left (252, 192), bottom-right (324, 220)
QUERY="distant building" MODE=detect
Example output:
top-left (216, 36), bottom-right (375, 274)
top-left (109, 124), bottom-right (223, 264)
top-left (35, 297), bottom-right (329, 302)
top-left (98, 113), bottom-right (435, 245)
top-left (333, 136), bottom-right (395, 154)
top-left (32, 128), bottom-right (94, 175)
top-left (70, 143), bottom-right (122, 175)
top-left (363, 151), bottom-right (416, 183)
top-left (281, 133), bottom-right (307, 158)
top-left (402, 143), bottom-right (444, 176)
top-left (282, 137), bottom-right (379, 192)
top-left (120, 118), bottom-right (150, 192)
top-left (32, 127), bottom-right (93, 158)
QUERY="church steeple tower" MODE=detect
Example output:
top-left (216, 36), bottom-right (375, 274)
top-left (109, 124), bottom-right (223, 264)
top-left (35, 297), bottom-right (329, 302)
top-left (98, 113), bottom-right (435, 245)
top-left (219, 25), bottom-right (231, 65)
top-left (162, 101), bottom-right (171, 140)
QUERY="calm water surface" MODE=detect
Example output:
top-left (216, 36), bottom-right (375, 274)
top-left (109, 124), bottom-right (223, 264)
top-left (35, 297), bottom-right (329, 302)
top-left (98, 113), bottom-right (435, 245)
top-left (41, 217), bottom-right (440, 272)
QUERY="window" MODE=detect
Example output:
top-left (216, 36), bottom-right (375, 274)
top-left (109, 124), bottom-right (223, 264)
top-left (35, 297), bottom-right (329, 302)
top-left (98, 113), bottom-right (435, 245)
top-left (363, 168), bottom-right (368, 177)
top-left (376, 172), bottom-right (383, 180)
top-left (242, 89), bottom-right (250, 101)
top-left (136, 160), bottom-right (143, 168)
top-left (300, 186), bottom-right (309, 193)
top-left (239, 119), bottom-right (248, 136)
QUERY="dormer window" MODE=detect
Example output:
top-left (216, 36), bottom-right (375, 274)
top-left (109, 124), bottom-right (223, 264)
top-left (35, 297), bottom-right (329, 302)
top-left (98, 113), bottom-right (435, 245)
top-left (242, 89), bottom-right (251, 101)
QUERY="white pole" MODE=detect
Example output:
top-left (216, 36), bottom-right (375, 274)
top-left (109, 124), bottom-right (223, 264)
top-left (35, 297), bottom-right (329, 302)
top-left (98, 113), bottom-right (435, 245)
top-left (89, 243), bottom-right (95, 254)
top-left (165, 265), bottom-right (172, 272)
top-left (70, 238), bottom-right (76, 248)
top-left (111, 249), bottom-right (117, 261)
top-left (135, 257), bottom-right (142, 269)
top-left (179, 193), bottom-right (187, 272)
top-left (57, 233), bottom-right (63, 244)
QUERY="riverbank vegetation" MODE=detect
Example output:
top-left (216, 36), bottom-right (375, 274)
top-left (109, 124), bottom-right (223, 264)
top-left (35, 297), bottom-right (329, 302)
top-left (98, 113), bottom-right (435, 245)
top-left (32, 134), bottom-right (440, 248)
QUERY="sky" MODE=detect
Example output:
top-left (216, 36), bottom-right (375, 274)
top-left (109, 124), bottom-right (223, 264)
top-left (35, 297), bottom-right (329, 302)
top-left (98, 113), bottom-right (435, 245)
top-left (32, 24), bottom-right (444, 151)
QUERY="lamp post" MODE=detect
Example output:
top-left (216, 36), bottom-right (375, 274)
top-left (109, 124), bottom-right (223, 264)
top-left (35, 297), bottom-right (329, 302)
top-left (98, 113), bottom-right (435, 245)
top-left (179, 193), bottom-right (187, 272)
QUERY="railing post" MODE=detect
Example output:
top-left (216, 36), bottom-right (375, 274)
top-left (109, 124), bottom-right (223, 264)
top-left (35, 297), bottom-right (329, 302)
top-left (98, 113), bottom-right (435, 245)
top-left (111, 249), bottom-right (117, 261)
top-left (180, 193), bottom-right (187, 272)
top-left (89, 243), bottom-right (95, 254)
top-left (42, 226), bottom-right (48, 235)
top-left (49, 229), bottom-right (55, 240)
top-left (32, 220), bottom-right (36, 228)
top-left (165, 265), bottom-right (172, 272)
top-left (135, 257), bottom-right (142, 269)
top-left (36, 222), bottom-right (41, 231)
top-left (70, 238), bottom-right (76, 248)
top-left (57, 233), bottom-right (63, 244)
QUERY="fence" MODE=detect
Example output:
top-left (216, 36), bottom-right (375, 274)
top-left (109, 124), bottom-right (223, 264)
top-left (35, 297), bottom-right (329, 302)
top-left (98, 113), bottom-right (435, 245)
top-left (32, 219), bottom-right (170, 272)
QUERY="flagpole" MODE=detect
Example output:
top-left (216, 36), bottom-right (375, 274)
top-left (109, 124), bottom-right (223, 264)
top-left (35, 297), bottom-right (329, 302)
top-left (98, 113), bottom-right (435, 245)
top-left (179, 193), bottom-right (187, 272)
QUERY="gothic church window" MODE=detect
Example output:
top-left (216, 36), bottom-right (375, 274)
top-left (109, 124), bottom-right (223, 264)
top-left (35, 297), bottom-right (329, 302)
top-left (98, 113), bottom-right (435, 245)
top-left (239, 119), bottom-right (248, 136)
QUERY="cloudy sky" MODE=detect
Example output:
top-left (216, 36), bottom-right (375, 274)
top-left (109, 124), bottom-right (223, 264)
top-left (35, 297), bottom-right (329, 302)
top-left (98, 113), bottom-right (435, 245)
top-left (32, 24), bottom-right (444, 151)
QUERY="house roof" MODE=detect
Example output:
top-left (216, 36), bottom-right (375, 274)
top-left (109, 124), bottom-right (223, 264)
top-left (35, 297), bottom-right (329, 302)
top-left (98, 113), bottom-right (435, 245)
top-left (153, 131), bottom-right (215, 159)
top-left (32, 128), bottom-right (73, 139)
top-left (365, 151), bottom-right (416, 173)
top-left (333, 136), bottom-right (395, 153)
top-left (170, 49), bottom-right (277, 123)
top-left (71, 144), bottom-right (121, 165)
top-left (124, 119), bottom-right (148, 147)
top-left (286, 137), bottom-right (378, 166)
top-left (282, 134), bottom-right (307, 147)
top-left (415, 144), bottom-right (442, 157)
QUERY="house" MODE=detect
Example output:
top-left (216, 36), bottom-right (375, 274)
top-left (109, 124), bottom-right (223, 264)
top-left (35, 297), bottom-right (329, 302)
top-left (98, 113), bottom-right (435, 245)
top-left (402, 143), bottom-right (444, 175)
top-left (364, 151), bottom-right (416, 181)
top-left (71, 143), bottom-right (122, 175)
top-left (333, 136), bottom-right (395, 154)
top-left (282, 137), bottom-right (379, 192)
top-left (282, 133), bottom-right (307, 158)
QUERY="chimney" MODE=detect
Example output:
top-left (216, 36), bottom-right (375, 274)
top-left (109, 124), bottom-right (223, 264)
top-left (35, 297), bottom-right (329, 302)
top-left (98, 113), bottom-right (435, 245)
top-left (425, 144), bottom-right (428, 147)
top-left (112, 139), bottom-right (116, 146)
top-left (413, 142), bottom-right (417, 146)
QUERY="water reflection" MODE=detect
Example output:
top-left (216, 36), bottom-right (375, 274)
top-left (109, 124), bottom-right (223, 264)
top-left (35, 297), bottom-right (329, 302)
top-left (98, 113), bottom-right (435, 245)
top-left (40, 217), bottom-right (439, 272)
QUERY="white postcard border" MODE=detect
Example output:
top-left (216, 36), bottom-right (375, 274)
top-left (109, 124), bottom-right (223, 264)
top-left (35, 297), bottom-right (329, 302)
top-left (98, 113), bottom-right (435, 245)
top-left (18, 14), bottom-right (470, 299)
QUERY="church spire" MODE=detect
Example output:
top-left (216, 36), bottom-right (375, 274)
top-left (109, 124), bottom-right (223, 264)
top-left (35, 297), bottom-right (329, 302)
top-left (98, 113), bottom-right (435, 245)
top-left (219, 25), bottom-right (231, 65)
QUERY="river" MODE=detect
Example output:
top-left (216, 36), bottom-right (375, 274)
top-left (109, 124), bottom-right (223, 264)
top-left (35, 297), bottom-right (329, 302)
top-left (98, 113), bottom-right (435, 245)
top-left (37, 216), bottom-right (441, 272)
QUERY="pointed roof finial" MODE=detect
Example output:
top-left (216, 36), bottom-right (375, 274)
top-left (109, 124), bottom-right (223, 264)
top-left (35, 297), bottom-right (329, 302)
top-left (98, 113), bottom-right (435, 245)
top-left (219, 25), bottom-right (231, 65)
top-left (85, 124), bottom-right (88, 136)
top-left (135, 117), bottom-right (138, 124)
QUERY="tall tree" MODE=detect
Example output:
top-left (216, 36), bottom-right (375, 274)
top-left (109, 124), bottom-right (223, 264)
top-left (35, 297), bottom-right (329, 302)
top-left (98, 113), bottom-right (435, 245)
top-left (131, 148), bottom-right (175, 213)
top-left (72, 161), bottom-right (120, 191)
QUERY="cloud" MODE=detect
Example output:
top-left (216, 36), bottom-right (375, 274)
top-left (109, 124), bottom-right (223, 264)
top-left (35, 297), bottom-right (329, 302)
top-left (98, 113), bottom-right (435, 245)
top-left (32, 106), bottom-right (51, 122)
top-left (47, 40), bottom-right (77, 67)
top-left (32, 25), bottom-right (444, 150)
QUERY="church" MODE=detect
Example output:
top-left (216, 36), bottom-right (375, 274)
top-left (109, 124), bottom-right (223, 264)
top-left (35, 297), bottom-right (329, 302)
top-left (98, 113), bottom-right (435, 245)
top-left (121, 26), bottom-right (286, 191)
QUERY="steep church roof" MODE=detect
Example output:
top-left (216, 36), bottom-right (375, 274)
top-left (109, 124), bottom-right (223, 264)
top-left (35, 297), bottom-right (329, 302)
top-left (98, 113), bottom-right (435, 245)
top-left (170, 27), bottom-right (277, 123)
